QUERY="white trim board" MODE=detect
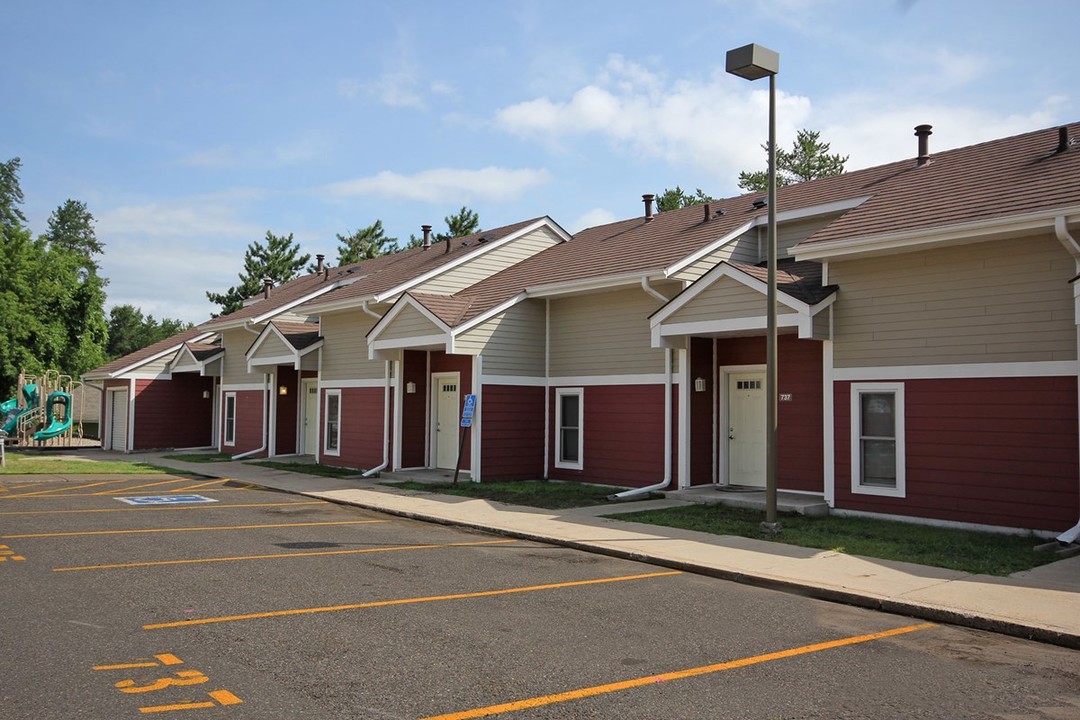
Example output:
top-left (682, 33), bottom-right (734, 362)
top-left (833, 361), bottom-right (1078, 382)
top-left (318, 378), bottom-right (398, 389)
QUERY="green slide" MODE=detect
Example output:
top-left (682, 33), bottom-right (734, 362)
top-left (33, 390), bottom-right (73, 441)
top-left (1, 384), bottom-right (39, 436)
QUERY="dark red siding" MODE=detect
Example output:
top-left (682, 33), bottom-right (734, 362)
top-left (132, 376), bottom-right (215, 450)
top-left (689, 337), bottom-right (714, 485)
top-left (835, 376), bottom-right (1079, 532)
top-left (400, 350), bottom-right (428, 468)
top-left (715, 335), bottom-right (825, 492)
top-left (274, 366), bottom-right (298, 455)
top-left (549, 384), bottom-right (669, 488)
top-left (229, 389), bottom-right (265, 455)
top-left (481, 384), bottom-right (545, 481)
top-left (322, 387), bottom-right (390, 471)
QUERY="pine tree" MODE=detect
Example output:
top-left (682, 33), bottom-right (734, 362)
top-left (655, 186), bottom-right (716, 212)
top-left (334, 220), bottom-right (397, 265)
top-left (206, 231), bottom-right (311, 316)
top-left (738, 129), bottom-right (849, 192)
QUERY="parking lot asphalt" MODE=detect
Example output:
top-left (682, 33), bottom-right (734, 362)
top-left (76, 450), bottom-right (1080, 650)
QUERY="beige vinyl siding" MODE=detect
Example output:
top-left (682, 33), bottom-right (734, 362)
top-left (672, 231), bottom-right (759, 282)
top-left (832, 234), bottom-right (1076, 368)
top-left (377, 304), bottom-right (443, 342)
top-left (320, 310), bottom-right (383, 382)
top-left (550, 287), bottom-right (666, 376)
top-left (457, 300), bottom-right (545, 375)
top-left (778, 215), bottom-right (841, 257)
top-left (134, 355), bottom-right (173, 377)
top-left (413, 226), bottom-right (562, 295)
top-left (249, 332), bottom-right (292, 361)
top-left (221, 328), bottom-right (260, 385)
top-left (664, 277), bottom-right (796, 325)
top-left (813, 310), bottom-right (830, 341)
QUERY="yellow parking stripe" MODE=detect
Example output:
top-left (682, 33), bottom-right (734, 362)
top-left (54, 539), bottom-right (517, 572)
top-left (90, 477), bottom-right (195, 495)
top-left (421, 623), bottom-right (936, 720)
top-left (0, 501), bottom-right (324, 516)
top-left (166, 478), bottom-right (234, 492)
top-left (1, 478), bottom-right (137, 498)
top-left (3, 519), bottom-right (385, 539)
top-left (143, 570), bottom-right (681, 630)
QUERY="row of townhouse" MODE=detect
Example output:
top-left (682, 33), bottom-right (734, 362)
top-left (85, 122), bottom-right (1080, 535)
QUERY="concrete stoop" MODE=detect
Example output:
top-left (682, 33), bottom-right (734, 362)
top-left (665, 485), bottom-right (830, 517)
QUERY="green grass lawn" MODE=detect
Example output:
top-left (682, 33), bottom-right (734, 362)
top-left (382, 479), bottom-right (632, 510)
top-left (608, 504), bottom-right (1055, 576)
top-left (0, 452), bottom-right (171, 475)
top-left (246, 461), bottom-right (365, 478)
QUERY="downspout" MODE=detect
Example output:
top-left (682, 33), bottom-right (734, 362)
top-left (361, 360), bottom-right (392, 477)
top-left (242, 320), bottom-right (261, 335)
top-left (1055, 215), bottom-right (1080, 544)
top-left (612, 347), bottom-right (674, 499)
top-left (361, 300), bottom-right (381, 320)
top-left (231, 373), bottom-right (269, 460)
top-left (611, 280), bottom-right (675, 499)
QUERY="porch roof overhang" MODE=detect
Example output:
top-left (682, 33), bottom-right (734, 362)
top-left (649, 261), bottom-right (836, 348)
top-left (84, 330), bottom-right (218, 380)
top-left (169, 343), bottom-right (224, 377)
top-left (366, 293), bottom-right (456, 360)
top-left (245, 322), bottom-right (323, 372)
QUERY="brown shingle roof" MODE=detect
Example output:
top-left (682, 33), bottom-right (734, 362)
top-left (270, 321), bottom-right (321, 351)
top-left (729, 259), bottom-right (837, 306)
top-left (293, 218), bottom-right (547, 313)
top-left (84, 325), bottom-right (215, 379)
top-left (416, 122), bottom-right (1080, 328)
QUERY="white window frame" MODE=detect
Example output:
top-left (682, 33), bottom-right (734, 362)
top-left (324, 389), bottom-right (342, 457)
top-left (554, 387), bottom-right (583, 471)
top-left (850, 382), bottom-right (905, 498)
top-left (223, 392), bottom-right (237, 447)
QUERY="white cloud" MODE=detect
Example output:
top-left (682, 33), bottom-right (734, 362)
top-left (569, 208), bottom-right (617, 233)
top-left (494, 55), bottom-right (812, 185)
top-left (322, 167), bottom-right (551, 204)
top-left (97, 194), bottom-right (264, 239)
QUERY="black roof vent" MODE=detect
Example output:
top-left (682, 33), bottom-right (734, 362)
top-left (476, 236), bottom-right (488, 244)
top-left (714, 208), bottom-right (726, 217)
top-left (751, 197), bottom-right (768, 210)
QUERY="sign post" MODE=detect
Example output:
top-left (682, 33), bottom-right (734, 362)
top-left (453, 394), bottom-right (476, 484)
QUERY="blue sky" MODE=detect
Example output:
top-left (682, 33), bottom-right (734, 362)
top-left (4, 0), bottom-right (1078, 324)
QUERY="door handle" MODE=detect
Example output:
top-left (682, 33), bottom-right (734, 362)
top-left (728, 426), bottom-right (735, 440)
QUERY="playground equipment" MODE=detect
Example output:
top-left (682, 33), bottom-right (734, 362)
top-left (0, 370), bottom-right (84, 447)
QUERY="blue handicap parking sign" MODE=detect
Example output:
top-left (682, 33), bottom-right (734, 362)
top-left (116, 495), bottom-right (218, 505)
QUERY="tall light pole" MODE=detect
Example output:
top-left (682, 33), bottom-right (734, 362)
top-left (726, 43), bottom-right (781, 535)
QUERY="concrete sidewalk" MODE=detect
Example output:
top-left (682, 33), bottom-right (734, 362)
top-left (115, 451), bottom-right (1080, 649)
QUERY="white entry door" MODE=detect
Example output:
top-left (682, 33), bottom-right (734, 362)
top-left (302, 379), bottom-right (318, 454)
top-left (108, 388), bottom-right (129, 452)
top-left (727, 373), bottom-right (765, 487)
top-left (433, 373), bottom-right (460, 469)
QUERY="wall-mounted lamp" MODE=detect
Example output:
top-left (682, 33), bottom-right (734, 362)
top-left (278, 385), bottom-right (288, 396)
top-left (406, 381), bottom-right (417, 394)
top-left (202, 390), bottom-right (210, 400)
top-left (694, 377), bottom-right (707, 393)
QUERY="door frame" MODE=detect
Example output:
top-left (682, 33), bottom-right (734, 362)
top-left (105, 385), bottom-right (129, 452)
top-left (300, 377), bottom-right (319, 455)
top-left (429, 372), bottom-right (460, 469)
top-left (719, 364), bottom-right (766, 486)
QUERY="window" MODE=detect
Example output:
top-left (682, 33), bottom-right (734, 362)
top-left (223, 392), bottom-right (236, 447)
top-left (850, 383), bottom-right (905, 497)
top-left (324, 390), bottom-right (341, 456)
top-left (555, 388), bottom-right (583, 470)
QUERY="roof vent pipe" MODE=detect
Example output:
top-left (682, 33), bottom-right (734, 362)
top-left (703, 203), bottom-right (711, 222)
top-left (643, 193), bottom-right (655, 222)
top-left (315, 254), bottom-right (325, 274)
top-left (324, 266), bottom-right (329, 281)
top-left (263, 277), bottom-right (272, 299)
top-left (1057, 126), bottom-right (1072, 153)
top-left (421, 224), bottom-right (432, 250)
top-left (444, 232), bottom-right (451, 254)
top-left (915, 124), bottom-right (933, 165)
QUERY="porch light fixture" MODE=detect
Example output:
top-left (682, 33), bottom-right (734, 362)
top-left (278, 385), bottom-right (288, 396)
top-left (202, 390), bottom-right (210, 400)
top-left (406, 381), bottom-right (417, 394)
top-left (694, 377), bottom-right (707, 393)
top-left (727, 42), bottom-right (781, 535)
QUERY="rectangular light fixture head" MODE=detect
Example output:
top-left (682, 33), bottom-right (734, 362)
top-left (726, 43), bottom-right (779, 80)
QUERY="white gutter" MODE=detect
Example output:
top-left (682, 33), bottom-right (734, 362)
top-left (612, 348), bottom-right (674, 499)
top-left (1055, 215), bottom-right (1080, 542)
top-left (640, 277), bottom-right (672, 303)
top-left (361, 360), bottom-right (392, 477)
top-left (361, 300), bottom-right (382, 321)
top-left (231, 374), bottom-right (269, 460)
